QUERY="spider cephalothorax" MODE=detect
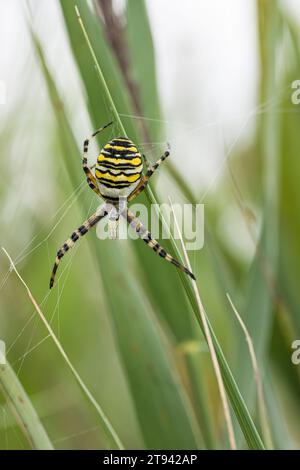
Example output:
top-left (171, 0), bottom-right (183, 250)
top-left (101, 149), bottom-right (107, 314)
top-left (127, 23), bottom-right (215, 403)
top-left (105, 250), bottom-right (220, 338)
top-left (49, 122), bottom-right (195, 289)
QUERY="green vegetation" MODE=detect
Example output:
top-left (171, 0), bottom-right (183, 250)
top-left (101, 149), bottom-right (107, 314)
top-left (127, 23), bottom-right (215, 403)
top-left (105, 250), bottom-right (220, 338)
top-left (0, 0), bottom-right (299, 450)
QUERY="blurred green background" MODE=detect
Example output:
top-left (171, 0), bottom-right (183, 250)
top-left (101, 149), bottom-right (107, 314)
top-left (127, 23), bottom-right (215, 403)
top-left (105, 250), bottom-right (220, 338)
top-left (1, 0), bottom-right (300, 450)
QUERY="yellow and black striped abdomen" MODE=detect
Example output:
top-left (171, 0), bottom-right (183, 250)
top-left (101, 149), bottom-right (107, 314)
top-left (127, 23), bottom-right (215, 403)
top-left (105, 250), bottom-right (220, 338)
top-left (95, 137), bottom-right (143, 198)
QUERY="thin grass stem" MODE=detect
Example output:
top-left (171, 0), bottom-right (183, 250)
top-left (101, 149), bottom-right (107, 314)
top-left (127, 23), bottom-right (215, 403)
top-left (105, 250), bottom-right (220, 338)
top-left (71, 6), bottom-right (265, 449)
top-left (0, 359), bottom-right (53, 449)
top-left (169, 198), bottom-right (236, 450)
top-left (75, 5), bottom-right (126, 136)
top-left (1, 247), bottom-right (124, 450)
top-left (226, 293), bottom-right (274, 449)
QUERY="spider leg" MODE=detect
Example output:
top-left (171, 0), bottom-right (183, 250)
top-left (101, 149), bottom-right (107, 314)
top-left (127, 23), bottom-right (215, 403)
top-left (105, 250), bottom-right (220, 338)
top-left (82, 121), bottom-right (113, 196)
top-left (142, 153), bottom-right (150, 168)
top-left (49, 206), bottom-right (108, 289)
top-left (122, 208), bottom-right (196, 280)
top-left (128, 147), bottom-right (170, 202)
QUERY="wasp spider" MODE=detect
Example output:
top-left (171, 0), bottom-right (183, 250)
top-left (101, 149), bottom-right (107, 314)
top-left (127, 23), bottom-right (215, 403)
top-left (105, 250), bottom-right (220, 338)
top-left (49, 122), bottom-right (195, 288)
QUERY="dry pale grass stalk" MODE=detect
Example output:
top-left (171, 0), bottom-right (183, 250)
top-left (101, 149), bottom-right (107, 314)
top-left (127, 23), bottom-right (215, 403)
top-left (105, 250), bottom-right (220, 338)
top-left (2, 247), bottom-right (123, 450)
top-left (168, 198), bottom-right (237, 450)
top-left (226, 293), bottom-right (273, 449)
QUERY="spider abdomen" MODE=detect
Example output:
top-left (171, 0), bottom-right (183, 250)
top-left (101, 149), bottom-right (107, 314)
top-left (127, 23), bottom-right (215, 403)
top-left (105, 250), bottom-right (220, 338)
top-left (96, 137), bottom-right (143, 198)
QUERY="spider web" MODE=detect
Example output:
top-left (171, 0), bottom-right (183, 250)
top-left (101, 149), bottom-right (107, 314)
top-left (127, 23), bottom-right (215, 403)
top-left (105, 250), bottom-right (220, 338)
top-left (0, 81), bottom-right (296, 448)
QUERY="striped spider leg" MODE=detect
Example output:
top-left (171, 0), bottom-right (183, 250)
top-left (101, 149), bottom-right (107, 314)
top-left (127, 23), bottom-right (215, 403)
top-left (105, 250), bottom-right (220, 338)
top-left (141, 153), bottom-right (150, 168)
top-left (49, 122), bottom-right (114, 289)
top-left (123, 145), bottom-right (195, 280)
top-left (49, 205), bottom-right (108, 289)
top-left (127, 146), bottom-right (170, 202)
top-left (82, 121), bottom-right (113, 196)
top-left (121, 146), bottom-right (196, 280)
top-left (49, 123), bottom-right (195, 289)
top-left (122, 208), bottom-right (196, 280)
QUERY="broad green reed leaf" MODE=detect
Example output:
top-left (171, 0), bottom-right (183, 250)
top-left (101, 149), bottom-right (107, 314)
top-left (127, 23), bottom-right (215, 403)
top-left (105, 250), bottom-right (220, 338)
top-left (125, 0), bottom-right (161, 137)
top-left (60, 0), bottom-right (136, 138)
top-left (264, 10), bottom-right (300, 441)
top-left (278, 13), bottom-right (300, 337)
top-left (95, 240), bottom-right (202, 449)
top-left (181, 343), bottom-right (217, 449)
top-left (2, 248), bottom-right (125, 450)
top-left (125, 0), bottom-right (196, 203)
top-left (31, 16), bottom-right (202, 449)
top-left (175, 265), bottom-right (264, 449)
top-left (233, 1), bottom-right (282, 446)
top-left (28, 29), bottom-right (123, 451)
top-left (0, 359), bottom-right (53, 449)
top-left (262, 370), bottom-right (293, 449)
top-left (59, 1), bottom-right (265, 450)
top-left (120, 0), bottom-right (226, 449)
top-left (60, 0), bottom-right (197, 342)
top-left (232, 2), bottom-right (300, 449)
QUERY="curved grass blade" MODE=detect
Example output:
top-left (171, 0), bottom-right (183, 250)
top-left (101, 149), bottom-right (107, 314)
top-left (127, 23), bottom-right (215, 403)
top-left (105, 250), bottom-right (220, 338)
top-left (65, 5), bottom-right (265, 450)
top-left (61, 0), bottom-right (197, 343)
top-left (125, 0), bottom-right (196, 202)
top-left (31, 19), bottom-right (202, 449)
top-left (2, 248), bottom-right (123, 450)
top-left (0, 359), bottom-right (53, 449)
top-left (226, 293), bottom-right (273, 449)
top-left (170, 200), bottom-right (236, 449)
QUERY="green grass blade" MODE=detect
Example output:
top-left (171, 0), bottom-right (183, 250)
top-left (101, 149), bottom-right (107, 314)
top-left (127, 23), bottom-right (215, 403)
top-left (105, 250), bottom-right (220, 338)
top-left (60, 0), bottom-right (136, 139)
top-left (125, 0), bottom-right (196, 202)
top-left (95, 241), bottom-right (202, 449)
top-left (60, 0), bottom-right (197, 343)
top-left (0, 359), bottom-right (53, 449)
top-left (75, 5), bottom-right (126, 136)
top-left (125, 0), bottom-right (161, 136)
top-left (175, 263), bottom-right (265, 449)
top-left (182, 345), bottom-right (216, 449)
top-left (231, 1), bottom-right (282, 446)
top-left (63, 4), bottom-right (264, 449)
top-left (31, 21), bottom-right (202, 449)
top-left (2, 247), bottom-right (123, 450)
top-left (226, 293), bottom-right (274, 449)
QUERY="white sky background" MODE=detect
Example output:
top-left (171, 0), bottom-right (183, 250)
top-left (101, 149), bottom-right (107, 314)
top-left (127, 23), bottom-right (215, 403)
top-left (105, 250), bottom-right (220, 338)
top-left (146, 0), bottom-right (259, 191)
top-left (145, 0), bottom-right (298, 193)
